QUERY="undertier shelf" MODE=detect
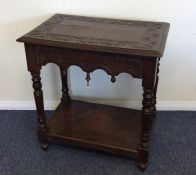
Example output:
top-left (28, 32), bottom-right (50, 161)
top-left (47, 100), bottom-right (141, 157)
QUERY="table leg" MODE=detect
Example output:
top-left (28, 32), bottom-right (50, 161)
top-left (60, 68), bottom-right (70, 102)
top-left (138, 57), bottom-right (158, 171)
top-left (152, 58), bottom-right (160, 126)
top-left (31, 71), bottom-right (48, 150)
top-left (25, 44), bottom-right (48, 151)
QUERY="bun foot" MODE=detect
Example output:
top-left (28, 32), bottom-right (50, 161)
top-left (41, 143), bottom-right (49, 151)
top-left (37, 130), bottom-right (48, 151)
top-left (138, 162), bottom-right (148, 172)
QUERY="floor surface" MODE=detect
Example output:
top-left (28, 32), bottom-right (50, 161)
top-left (0, 110), bottom-right (195, 175)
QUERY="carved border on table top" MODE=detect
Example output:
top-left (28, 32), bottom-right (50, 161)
top-left (36, 46), bottom-right (143, 79)
top-left (25, 14), bottom-right (163, 50)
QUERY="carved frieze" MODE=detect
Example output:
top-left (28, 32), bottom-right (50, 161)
top-left (36, 45), bottom-right (143, 79)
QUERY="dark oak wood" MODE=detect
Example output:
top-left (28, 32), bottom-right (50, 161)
top-left (35, 45), bottom-right (143, 79)
top-left (138, 57), bottom-right (158, 171)
top-left (24, 44), bottom-right (48, 150)
top-left (152, 58), bottom-right (160, 126)
top-left (47, 100), bottom-right (141, 157)
top-left (17, 14), bottom-right (169, 171)
top-left (60, 68), bottom-right (70, 102)
top-left (17, 14), bottom-right (169, 57)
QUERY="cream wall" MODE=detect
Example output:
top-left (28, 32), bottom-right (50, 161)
top-left (0, 0), bottom-right (196, 110)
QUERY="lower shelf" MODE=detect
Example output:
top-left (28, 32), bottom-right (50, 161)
top-left (46, 100), bottom-right (141, 157)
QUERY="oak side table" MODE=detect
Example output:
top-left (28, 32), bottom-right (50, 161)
top-left (17, 14), bottom-right (169, 171)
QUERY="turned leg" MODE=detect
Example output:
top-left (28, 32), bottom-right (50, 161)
top-left (152, 58), bottom-right (160, 126)
top-left (31, 71), bottom-right (48, 151)
top-left (60, 68), bottom-right (70, 102)
top-left (138, 58), bottom-right (158, 171)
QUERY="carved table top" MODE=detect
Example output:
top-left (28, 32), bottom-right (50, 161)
top-left (17, 14), bottom-right (169, 57)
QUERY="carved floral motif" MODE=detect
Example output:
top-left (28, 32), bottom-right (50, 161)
top-left (24, 14), bottom-right (163, 50)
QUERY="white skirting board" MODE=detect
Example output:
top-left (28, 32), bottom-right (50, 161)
top-left (0, 100), bottom-right (196, 111)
